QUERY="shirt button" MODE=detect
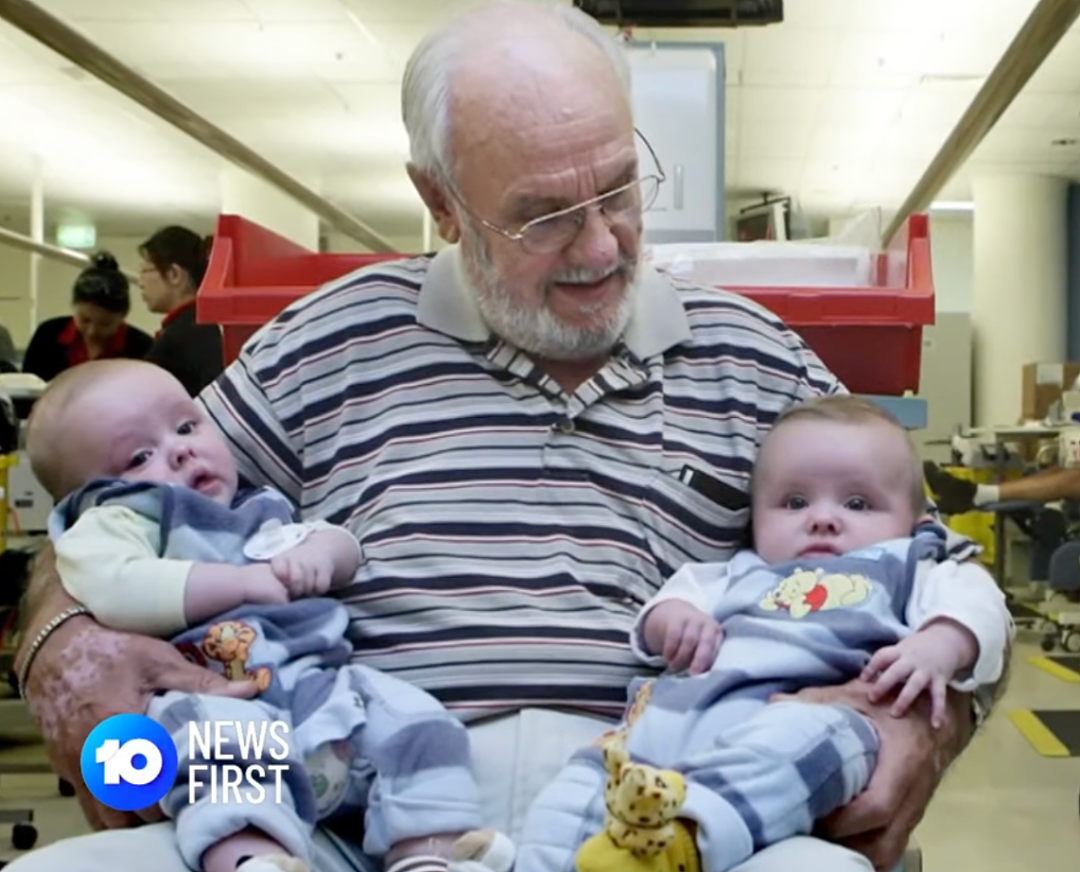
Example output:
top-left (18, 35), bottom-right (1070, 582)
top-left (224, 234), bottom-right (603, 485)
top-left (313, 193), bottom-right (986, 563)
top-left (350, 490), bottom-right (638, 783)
top-left (555, 417), bottom-right (575, 434)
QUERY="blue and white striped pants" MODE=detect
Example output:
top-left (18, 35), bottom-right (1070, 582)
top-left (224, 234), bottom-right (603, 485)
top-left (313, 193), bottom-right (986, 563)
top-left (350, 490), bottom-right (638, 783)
top-left (148, 661), bottom-right (482, 869)
top-left (516, 699), bottom-right (879, 872)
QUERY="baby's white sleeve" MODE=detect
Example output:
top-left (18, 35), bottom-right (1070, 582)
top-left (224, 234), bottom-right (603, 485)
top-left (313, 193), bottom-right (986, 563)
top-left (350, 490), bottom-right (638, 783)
top-left (630, 561), bottom-right (731, 667)
top-left (906, 558), bottom-right (1014, 690)
top-left (55, 505), bottom-right (193, 638)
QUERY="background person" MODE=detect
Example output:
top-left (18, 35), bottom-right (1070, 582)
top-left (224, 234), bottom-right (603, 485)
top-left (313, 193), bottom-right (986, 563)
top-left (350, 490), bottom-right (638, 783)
top-left (22, 252), bottom-right (152, 383)
top-left (139, 225), bottom-right (225, 396)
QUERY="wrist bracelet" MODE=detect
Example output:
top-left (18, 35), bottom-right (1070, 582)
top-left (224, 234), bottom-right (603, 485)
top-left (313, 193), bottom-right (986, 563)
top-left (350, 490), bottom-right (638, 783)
top-left (16, 605), bottom-right (90, 699)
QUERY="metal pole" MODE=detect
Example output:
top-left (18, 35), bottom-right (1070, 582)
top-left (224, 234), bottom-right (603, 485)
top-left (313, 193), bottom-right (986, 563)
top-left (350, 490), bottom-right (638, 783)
top-left (884, 0), bottom-right (1080, 243)
top-left (28, 155), bottom-right (43, 336)
top-left (0, 225), bottom-right (139, 283)
top-left (0, 0), bottom-right (397, 253)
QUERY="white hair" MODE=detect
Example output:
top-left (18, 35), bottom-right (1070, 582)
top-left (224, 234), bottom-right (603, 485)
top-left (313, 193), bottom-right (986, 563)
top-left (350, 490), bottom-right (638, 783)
top-left (401, 0), bottom-right (632, 183)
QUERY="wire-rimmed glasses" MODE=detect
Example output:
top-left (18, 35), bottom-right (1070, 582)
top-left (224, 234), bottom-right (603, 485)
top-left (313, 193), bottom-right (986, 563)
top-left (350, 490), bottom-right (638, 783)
top-left (447, 129), bottom-right (666, 255)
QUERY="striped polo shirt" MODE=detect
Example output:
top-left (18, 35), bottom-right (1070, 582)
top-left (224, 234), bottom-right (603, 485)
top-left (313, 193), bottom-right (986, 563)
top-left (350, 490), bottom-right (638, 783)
top-left (199, 247), bottom-right (842, 720)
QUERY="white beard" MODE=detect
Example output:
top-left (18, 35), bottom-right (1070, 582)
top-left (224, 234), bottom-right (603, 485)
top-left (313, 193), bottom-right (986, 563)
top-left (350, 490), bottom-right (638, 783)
top-left (461, 223), bottom-right (639, 362)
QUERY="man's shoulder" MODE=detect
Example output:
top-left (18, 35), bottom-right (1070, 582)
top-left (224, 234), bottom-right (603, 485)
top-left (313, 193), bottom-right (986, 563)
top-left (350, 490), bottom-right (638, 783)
top-left (278, 255), bottom-right (432, 325)
top-left (239, 254), bottom-right (434, 367)
top-left (657, 272), bottom-right (817, 373)
top-left (666, 274), bottom-right (794, 343)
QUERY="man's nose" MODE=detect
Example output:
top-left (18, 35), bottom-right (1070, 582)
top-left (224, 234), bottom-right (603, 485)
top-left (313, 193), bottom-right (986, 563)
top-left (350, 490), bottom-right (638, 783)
top-left (567, 205), bottom-right (620, 269)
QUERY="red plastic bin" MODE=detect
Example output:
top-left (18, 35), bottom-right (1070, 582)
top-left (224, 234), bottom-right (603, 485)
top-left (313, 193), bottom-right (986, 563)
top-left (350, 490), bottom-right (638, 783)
top-left (721, 213), bottom-right (934, 396)
top-left (198, 215), bottom-right (403, 364)
top-left (198, 213), bottom-right (935, 396)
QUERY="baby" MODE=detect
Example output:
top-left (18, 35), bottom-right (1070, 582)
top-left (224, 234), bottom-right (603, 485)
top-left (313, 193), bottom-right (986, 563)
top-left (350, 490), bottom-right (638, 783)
top-left (27, 360), bottom-right (511, 872)
top-left (516, 395), bottom-right (1012, 872)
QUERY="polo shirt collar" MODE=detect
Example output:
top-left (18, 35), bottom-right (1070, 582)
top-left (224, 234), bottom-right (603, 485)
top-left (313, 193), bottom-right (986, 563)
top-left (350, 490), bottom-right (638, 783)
top-left (416, 245), bottom-right (691, 359)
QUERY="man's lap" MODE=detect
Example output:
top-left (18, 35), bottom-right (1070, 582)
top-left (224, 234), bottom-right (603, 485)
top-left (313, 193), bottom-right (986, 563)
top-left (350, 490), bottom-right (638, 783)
top-left (2, 709), bottom-right (876, 871)
top-left (2, 824), bottom-right (873, 872)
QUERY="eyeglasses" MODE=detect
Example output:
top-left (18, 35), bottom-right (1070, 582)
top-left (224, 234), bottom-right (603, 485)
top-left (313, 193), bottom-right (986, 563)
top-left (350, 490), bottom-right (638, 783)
top-left (446, 129), bottom-right (666, 255)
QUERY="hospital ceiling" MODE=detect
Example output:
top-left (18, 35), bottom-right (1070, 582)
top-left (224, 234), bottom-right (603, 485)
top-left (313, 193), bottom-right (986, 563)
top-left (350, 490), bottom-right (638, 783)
top-left (0, 0), bottom-right (1078, 243)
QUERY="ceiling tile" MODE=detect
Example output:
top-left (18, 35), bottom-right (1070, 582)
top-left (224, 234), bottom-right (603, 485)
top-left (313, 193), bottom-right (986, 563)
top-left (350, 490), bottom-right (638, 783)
top-left (995, 92), bottom-right (1080, 128)
top-left (739, 87), bottom-right (825, 125)
top-left (779, 0), bottom-right (858, 31)
top-left (829, 29), bottom-right (935, 88)
top-left (897, 81), bottom-right (980, 128)
top-left (339, 0), bottom-right (479, 25)
top-left (38, 0), bottom-right (253, 22)
top-left (238, 0), bottom-right (352, 22)
top-left (735, 158), bottom-right (806, 194)
top-left (874, 124), bottom-right (951, 162)
top-left (741, 27), bottom-right (843, 87)
top-left (740, 122), bottom-right (815, 160)
top-left (816, 87), bottom-right (906, 127)
top-left (1025, 32), bottom-right (1080, 95)
top-left (972, 127), bottom-right (1080, 162)
top-left (806, 125), bottom-right (887, 161)
top-left (846, 0), bottom-right (1035, 35)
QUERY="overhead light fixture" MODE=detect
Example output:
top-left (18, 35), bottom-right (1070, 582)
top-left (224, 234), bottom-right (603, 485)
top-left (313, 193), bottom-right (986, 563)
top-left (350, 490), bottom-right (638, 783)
top-left (1051, 137), bottom-right (1079, 147)
top-left (929, 200), bottom-right (975, 212)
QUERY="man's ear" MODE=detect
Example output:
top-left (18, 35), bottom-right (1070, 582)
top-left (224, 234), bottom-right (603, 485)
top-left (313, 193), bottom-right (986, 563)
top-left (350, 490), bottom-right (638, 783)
top-left (407, 164), bottom-right (461, 246)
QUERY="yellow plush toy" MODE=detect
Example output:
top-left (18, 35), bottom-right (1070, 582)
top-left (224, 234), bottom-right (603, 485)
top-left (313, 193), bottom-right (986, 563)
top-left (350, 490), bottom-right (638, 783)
top-left (576, 737), bottom-right (700, 872)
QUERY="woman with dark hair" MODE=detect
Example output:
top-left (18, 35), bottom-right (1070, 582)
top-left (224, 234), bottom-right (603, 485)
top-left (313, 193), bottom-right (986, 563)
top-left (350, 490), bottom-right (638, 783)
top-left (138, 225), bottom-right (224, 396)
top-left (22, 252), bottom-right (153, 382)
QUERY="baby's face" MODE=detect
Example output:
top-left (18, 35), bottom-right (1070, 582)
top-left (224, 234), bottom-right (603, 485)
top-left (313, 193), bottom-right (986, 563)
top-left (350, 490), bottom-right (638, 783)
top-left (66, 367), bottom-right (238, 504)
top-left (752, 418), bottom-right (919, 564)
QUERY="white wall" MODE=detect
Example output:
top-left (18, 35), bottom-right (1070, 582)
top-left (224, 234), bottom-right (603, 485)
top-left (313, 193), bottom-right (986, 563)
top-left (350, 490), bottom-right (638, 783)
top-left (929, 214), bottom-right (973, 313)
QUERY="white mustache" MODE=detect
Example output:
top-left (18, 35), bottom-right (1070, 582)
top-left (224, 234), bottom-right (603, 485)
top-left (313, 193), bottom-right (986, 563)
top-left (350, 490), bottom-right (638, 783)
top-left (549, 260), bottom-right (625, 285)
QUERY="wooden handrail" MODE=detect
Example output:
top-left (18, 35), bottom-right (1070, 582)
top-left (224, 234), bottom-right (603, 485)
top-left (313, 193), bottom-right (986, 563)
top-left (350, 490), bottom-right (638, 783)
top-left (0, 225), bottom-right (140, 282)
top-left (885, 0), bottom-right (1080, 243)
top-left (0, 0), bottom-right (398, 253)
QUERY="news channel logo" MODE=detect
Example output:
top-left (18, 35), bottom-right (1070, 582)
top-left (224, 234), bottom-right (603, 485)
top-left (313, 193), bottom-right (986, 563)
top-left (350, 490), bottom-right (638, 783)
top-left (81, 714), bottom-right (178, 811)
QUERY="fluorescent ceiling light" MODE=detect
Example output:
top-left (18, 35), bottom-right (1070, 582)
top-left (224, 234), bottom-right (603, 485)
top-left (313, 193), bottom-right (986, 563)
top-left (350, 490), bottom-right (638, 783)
top-left (929, 200), bottom-right (975, 212)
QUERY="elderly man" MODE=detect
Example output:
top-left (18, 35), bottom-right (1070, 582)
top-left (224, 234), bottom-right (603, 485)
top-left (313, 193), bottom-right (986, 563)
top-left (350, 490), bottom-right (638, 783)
top-left (11, 3), bottom-right (992, 872)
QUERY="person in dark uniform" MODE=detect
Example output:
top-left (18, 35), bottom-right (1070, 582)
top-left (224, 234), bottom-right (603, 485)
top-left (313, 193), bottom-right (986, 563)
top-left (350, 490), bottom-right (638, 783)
top-left (22, 252), bottom-right (153, 383)
top-left (138, 225), bottom-right (224, 396)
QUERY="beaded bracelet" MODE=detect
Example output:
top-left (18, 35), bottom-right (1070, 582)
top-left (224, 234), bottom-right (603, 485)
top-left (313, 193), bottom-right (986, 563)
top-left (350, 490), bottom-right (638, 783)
top-left (16, 605), bottom-right (90, 699)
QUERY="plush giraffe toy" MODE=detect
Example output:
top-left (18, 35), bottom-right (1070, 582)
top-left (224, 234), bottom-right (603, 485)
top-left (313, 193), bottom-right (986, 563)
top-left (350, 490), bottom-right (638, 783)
top-left (575, 736), bottom-right (700, 872)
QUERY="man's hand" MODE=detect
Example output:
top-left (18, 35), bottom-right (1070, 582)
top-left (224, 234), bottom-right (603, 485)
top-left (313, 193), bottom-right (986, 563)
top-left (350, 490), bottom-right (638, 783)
top-left (862, 619), bottom-right (978, 728)
top-left (774, 677), bottom-right (971, 871)
top-left (22, 615), bottom-right (258, 830)
top-left (641, 600), bottom-right (723, 675)
top-left (270, 542), bottom-right (335, 598)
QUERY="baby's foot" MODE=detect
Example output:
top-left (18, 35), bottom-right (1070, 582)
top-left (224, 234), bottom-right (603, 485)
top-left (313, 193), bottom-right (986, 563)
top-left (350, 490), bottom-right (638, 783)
top-left (235, 855), bottom-right (309, 872)
top-left (449, 830), bottom-right (515, 872)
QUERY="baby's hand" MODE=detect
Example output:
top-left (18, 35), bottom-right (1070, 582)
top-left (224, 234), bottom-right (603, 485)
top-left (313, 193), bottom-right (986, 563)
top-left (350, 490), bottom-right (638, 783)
top-left (862, 619), bottom-right (979, 728)
top-left (270, 542), bottom-right (336, 599)
top-left (241, 564), bottom-right (290, 606)
top-left (643, 600), bottom-right (723, 675)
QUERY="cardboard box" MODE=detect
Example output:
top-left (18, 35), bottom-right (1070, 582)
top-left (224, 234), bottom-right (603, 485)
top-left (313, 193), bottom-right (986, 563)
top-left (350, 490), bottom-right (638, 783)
top-left (1022, 362), bottom-right (1080, 420)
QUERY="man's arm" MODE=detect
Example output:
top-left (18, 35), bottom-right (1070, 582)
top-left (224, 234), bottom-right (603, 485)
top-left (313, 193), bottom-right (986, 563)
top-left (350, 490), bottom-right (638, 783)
top-left (787, 655), bottom-right (1007, 870)
top-left (16, 546), bottom-right (259, 830)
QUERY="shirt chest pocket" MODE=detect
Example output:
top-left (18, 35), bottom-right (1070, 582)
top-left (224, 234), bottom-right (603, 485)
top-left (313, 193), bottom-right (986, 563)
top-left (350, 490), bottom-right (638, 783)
top-left (638, 467), bottom-right (751, 576)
